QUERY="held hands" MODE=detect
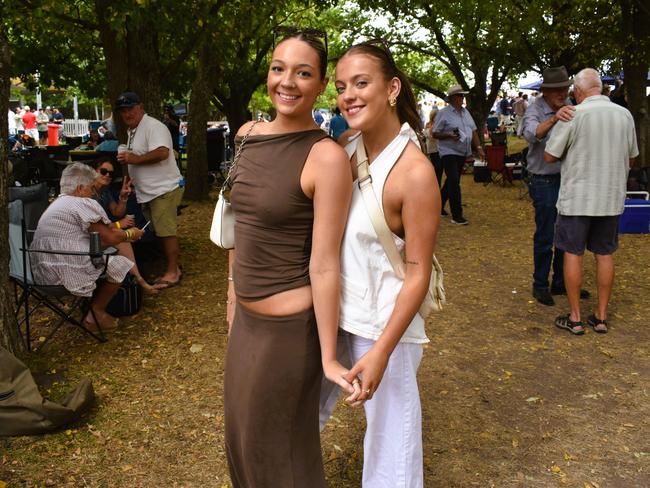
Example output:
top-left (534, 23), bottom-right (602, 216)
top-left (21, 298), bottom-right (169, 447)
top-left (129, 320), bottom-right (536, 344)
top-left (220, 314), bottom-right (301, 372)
top-left (342, 347), bottom-right (390, 407)
top-left (449, 131), bottom-right (461, 141)
top-left (323, 359), bottom-right (359, 404)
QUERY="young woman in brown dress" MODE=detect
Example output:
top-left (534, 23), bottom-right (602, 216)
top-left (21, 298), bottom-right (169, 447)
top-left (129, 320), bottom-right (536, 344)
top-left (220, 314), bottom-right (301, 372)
top-left (223, 29), bottom-right (358, 487)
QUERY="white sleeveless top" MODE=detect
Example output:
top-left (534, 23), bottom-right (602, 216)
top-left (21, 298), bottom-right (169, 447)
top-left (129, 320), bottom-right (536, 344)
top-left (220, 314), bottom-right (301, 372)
top-left (339, 123), bottom-right (429, 344)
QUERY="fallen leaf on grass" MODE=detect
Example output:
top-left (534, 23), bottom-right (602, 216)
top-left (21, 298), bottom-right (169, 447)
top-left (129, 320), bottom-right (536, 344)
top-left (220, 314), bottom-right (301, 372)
top-left (582, 393), bottom-right (602, 400)
top-left (0, 480), bottom-right (7, 488)
top-left (121, 464), bottom-right (133, 472)
top-left (190, 344), bottom-right (204, 353)
top-left (525, 396), bottom-right (542, 403)
top-left (597, 346), bottom-right (613, 358)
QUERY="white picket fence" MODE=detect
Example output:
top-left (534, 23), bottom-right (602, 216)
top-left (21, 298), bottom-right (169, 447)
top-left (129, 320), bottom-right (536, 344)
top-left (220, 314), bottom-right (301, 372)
top-left (62, 119), bottom-right (90, 137)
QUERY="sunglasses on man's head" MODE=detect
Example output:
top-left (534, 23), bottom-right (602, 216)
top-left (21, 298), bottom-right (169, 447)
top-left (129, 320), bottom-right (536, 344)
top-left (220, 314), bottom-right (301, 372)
top-left (99, 168), bottom-right (114, 177)
top-left (272, 25), bottom-right (328, 54)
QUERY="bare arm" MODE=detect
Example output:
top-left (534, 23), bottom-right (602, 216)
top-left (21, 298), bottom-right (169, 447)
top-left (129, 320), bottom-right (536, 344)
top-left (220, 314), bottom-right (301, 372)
top-left (88, 221), bottom-right (143, 247)
top-left (305, 139), bottom-right (354, 393)
top-left (544, 151), bottom-right (559, 163)
top-left (227, 250), bottom-right (236, 334)
top-left (472, 130), bottom-right (485, 159)
top-left (117, 146), bottom-right (169, 165)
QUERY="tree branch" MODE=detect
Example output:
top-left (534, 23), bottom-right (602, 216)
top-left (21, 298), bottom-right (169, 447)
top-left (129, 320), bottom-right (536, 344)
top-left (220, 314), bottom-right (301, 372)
top-left (164, 0), bottom-right (227, 74)
top-left (21, 0), bottom-right (99, 30)
top-left (410, 78), bottom-right (447, 99)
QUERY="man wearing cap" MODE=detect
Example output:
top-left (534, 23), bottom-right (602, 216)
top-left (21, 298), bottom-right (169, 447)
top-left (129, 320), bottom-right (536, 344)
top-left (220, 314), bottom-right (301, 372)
top-left (522, 66), bottom-right (589, 306)
top-left (115, 91), bottom-right (184, 289)
top-left (544, 68), bottom-right (638, 335)
top-left (432, 84), bottom-right (484, 225)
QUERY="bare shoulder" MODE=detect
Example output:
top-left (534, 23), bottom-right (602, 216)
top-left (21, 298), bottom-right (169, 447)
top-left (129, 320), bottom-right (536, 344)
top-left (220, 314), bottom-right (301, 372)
top-left (398, 141), bottom-right (436, 184)
top-left (310, 137), bottom-right (350, 168)
top-left (235, 120), bottom-right (257, 137)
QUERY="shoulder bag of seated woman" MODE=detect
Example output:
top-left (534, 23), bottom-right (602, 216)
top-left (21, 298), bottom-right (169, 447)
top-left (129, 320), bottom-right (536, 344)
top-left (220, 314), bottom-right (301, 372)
top-left (210, 121), bottom-right (258, 249)
top-left (355, 135), bottom-right (446, 318)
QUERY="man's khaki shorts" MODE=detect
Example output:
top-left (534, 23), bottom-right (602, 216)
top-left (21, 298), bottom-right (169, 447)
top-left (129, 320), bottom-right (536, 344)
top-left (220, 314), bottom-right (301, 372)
top-left (142, 186), bottom-right (184, 237)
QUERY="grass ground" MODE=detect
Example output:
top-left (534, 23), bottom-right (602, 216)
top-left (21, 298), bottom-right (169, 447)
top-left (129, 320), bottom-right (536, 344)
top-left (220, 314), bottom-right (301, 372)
top-left (2, 175), bottom-right (649, 487)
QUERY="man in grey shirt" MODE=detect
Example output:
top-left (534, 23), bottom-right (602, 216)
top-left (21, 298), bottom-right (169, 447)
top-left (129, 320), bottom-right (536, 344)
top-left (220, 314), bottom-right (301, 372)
top-left (522, 66), bottom-right (589, 306)
top-left (544, 68), bottom-right (638, 335)
top-left (432, 85), bottom-right (484, 225)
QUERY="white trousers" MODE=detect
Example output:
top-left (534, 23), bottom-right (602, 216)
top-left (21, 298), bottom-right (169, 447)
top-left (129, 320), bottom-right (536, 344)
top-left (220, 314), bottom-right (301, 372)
top-left (320, 332), bottom-right (424, 488)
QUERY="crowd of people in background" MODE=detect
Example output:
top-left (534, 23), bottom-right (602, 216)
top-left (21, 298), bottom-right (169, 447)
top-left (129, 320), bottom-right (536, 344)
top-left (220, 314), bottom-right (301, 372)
top-left (7, 105), bottom-right (64, 145)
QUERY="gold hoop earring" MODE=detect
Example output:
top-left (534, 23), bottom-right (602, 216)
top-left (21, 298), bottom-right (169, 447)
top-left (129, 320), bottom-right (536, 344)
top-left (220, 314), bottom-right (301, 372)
top-left (389, 97), bottom-right (397, 107)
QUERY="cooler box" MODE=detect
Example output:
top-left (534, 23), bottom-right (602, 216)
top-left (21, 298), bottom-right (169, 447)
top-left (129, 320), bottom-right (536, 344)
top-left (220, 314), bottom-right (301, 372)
top-left (619, 191), bottom-right (650, 234)
top-left (473, 160), bottom-right (490, 183)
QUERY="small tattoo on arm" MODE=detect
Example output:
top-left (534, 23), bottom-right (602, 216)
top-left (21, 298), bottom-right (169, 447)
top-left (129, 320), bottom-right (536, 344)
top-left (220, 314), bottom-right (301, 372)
top-left (406, 260), bottom-right (420, 265)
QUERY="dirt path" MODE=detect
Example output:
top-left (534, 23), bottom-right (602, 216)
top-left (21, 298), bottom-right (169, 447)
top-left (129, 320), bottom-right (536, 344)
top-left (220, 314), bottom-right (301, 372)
top-left (2, 176), bottom-right (650, 487)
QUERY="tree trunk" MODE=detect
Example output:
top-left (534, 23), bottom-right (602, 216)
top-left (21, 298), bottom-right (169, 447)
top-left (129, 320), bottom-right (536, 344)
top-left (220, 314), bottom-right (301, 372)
top-left (127, 17), bottom-right (162, 117)
top-left (185, 44), bottom-right (212, 201)
top-left (95, 0), bottom-right (163, 142)
top-left (222, 88), bottom-right (255, 147)
top-left (0, 17), bottom-right (23, 354)
top-left (621, 0), bottom-right (650, 167)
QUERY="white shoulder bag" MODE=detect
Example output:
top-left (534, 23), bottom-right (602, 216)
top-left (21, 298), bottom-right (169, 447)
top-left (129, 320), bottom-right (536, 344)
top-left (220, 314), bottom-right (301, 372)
top-left (355, 135), bottom-right (445, 317)
top-left (210, 121), bottom-right (258, 249)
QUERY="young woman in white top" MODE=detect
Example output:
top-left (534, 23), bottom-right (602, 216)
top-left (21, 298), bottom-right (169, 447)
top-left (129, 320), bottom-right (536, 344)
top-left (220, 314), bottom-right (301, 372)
top-left (319, 41), bottom-right (441, 488)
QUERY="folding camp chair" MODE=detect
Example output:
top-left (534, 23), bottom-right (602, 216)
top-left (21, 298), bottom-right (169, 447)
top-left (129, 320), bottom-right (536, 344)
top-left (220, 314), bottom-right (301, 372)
top-left (485, 145), bottom-right (512, 185)
top-left (8, 199), bottom-right (116, 352)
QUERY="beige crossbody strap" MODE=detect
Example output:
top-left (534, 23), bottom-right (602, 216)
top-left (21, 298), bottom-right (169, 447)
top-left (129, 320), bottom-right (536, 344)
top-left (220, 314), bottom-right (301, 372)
top-left (355, 135), bottom-right (406, 278)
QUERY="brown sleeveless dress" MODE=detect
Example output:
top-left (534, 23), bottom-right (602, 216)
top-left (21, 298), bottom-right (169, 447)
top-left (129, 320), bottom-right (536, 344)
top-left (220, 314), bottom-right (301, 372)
top-left (224, 129), bottom-right (329, 488)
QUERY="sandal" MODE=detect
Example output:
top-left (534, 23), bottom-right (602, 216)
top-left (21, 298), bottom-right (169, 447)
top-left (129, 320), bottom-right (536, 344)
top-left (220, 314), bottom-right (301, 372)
top-left (135, 276), bottom-right (159, 295)
top-left (587, 314), bottom-right (608, 334)
top-left (555, 314), bottom-right (585, 335)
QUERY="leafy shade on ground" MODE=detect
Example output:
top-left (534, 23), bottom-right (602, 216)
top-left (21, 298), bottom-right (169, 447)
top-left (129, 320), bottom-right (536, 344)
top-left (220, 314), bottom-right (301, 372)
top-left (2, 175), bottom-right (650, 487)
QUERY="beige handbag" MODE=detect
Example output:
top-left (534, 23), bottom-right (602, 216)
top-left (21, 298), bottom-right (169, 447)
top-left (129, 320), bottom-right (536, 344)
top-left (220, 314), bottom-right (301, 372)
top-left (210, 122), bottom-right (258, 249)
top-left (355, 135), bottom-right (445, 317)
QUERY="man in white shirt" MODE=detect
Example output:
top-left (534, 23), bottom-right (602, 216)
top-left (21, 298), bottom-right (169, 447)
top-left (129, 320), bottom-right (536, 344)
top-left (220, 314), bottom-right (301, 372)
top-left (544, 68), bottom-right (638, 335)
top-left (116, 92), bottom-right (184, 288)
top-left (8, 108), bottom-right (16, 136)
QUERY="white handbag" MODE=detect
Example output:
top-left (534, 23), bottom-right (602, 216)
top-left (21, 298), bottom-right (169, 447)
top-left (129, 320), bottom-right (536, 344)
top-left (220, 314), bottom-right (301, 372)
top-left (209, 122), bottom-right (258, 249)
top-left (355, 135), bottom-right (446, 317)
top-left (210, 188), bottom-right (235, 249)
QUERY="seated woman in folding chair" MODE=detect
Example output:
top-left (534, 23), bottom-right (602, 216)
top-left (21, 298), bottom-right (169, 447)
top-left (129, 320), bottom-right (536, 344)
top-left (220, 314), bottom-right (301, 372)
top-left (30, 163), bottom-right (146, 331)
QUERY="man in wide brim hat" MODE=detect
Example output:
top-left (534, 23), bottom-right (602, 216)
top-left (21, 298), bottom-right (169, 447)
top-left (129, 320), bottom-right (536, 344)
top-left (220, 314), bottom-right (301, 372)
top-left (539, 66), bottom-right (573, 89)
top-left (432, 83), bottom-right (484, 225)
top-left (521, 65), bottom-right (591, 307)
top-left (445, 84), bottom-right (469, 101)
